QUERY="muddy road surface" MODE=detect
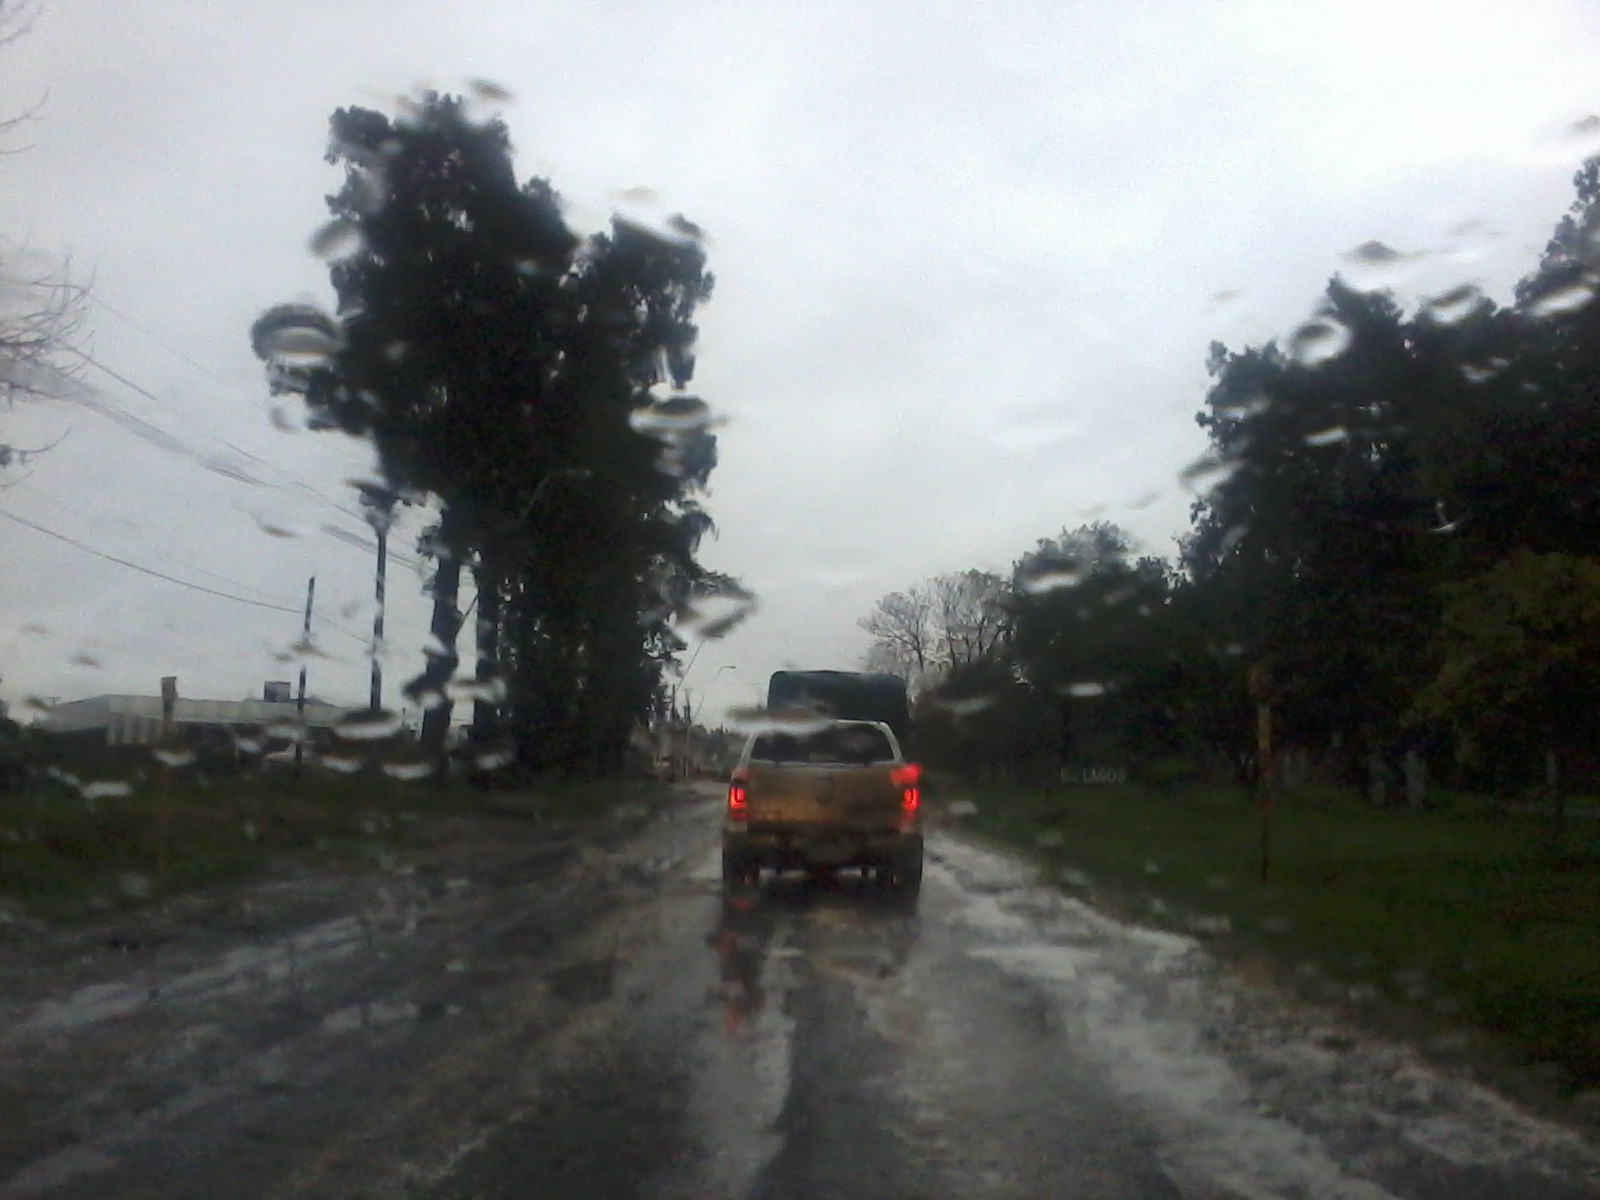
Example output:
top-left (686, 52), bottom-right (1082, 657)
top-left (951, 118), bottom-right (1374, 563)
top-left (2, 783), bottom-right (1598, 1199)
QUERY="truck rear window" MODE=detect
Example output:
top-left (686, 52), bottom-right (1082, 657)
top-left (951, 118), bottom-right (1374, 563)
top-left (750, 725), bottom-right (895, 765)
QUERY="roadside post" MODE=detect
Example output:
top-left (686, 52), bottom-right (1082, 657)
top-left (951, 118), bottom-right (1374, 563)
top-left (1247, 660), bottom-right (1276, 883)
top-left (157, 675), bottom-right (177, 884)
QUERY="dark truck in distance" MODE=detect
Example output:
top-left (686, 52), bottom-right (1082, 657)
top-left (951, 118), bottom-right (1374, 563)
top-left (722, 719), bottom-right (924, 895)
top-left (765, 670), bottom-right (911, 743)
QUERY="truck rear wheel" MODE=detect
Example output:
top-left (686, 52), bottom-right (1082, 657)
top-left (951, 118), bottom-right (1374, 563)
top-left (891, 848), bottom-right (923, 896)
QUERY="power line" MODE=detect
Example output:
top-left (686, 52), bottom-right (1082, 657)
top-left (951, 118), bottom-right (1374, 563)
top-left (72, 351), bottom-right (425, 567)
top-left (0, 506), bottom-right (302, 613)
top-left (89, 294), bottom-right (233, 387)
top-left (0, 506), bottom-right (369, 644)
top-left (13, 480), bottom-right (303, 609)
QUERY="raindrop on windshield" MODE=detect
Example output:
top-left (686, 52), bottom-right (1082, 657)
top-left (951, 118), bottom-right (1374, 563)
top-left (1420, 283), bottom-right (1483, 326)
top-left (335, 710), bottom-right (405, 741)
top-left (1339, 239), bottom-right (1421, 291)
top-left (1303, 425), bottom-right (1349, 447)
top-left (938, 694), bottom-right (997, 716)
top-left (308, 218), bottom-right (364, 262)
top-left (1288, 316), bottom-right (1352, 367)
top-left (1525, 278), bottom-right (1597, 318)
top-left (725, 706), bottom-right (836, 737)
top-left (1179, 451), bottom-right (1238, 494)
top-left (250, 304), bottom-right (342, 371)
top-left (382, 761), bottom-right (435, 781)
top-left (1016, 566), bottom-right (1083, 594)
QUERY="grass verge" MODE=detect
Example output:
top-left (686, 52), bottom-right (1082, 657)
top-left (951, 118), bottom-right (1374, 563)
top-left (0, 769), bottom-right (666, 923)
top-left (951, 780), bottom-right (1600, 1104)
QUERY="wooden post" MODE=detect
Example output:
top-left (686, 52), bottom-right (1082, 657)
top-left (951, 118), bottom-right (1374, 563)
top-left (1248, 661), bottom-right (1275, 884)
top-left (157, 676), bottom-right (177, 884)
top-left (295, 576), bottom-right (315, 778)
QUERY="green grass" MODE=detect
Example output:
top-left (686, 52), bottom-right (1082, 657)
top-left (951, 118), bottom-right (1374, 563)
top-left (0, 768), bottom-right (658, 922)
top-left (953, 780), bottom-right (1600, 1097)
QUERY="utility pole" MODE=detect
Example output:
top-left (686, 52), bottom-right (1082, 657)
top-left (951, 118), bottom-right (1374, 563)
top-left (295, 575), bottom-right (316, 778)
top-left (370, 520), bottom-right (388, 712)
top-left (1248, 659), bottom-right (1276, 883)
top-left (359, 484), bottom-right (397, 715)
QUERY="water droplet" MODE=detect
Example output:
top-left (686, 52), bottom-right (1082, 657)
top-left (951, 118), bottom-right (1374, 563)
top-left (1179, 452), bottom-right (1237, 493)
top-left (255, 516), bottom-right (301, 538)
top-left (1062, 681), bottom-right (1107, 698)
top-left (152, 748), bottom-right (195, 767)
top-left (1526, 278), bottom-right (1596, 318)
top-left (473, 747), bottom-right (515, 771)
top-left (251, 305), bottom-right (342, 371)
top-left (1058, 867), bottom-right (1090, 887)
top-left (466, 78), bottom-right (515, 103)
top-left (335, 710), bottom-right (404, 741)
top-left (1017, 566), bottom-right (1083, 594)
top-left (1143, 860), bottom-right (1161, 874)
top-left (629, 393), bottom-right (715, 439)
top-left (938, 694), bottom-right (997, 716)
top-left (323, 754), bottom-right (365, 774)
top-left (69, 650), bottom-right (103, 669)
top-left (946, 799), bottom-right (978, 817)
top-left (309, 219), bottom-right (364, 262)
top-left (82, 781), bottom-right (132, 799)
top-left (446, 677), bottom-right (507, 703)
top-left (1420, 283), bottom-right (1483, 325)
top-left (382, 760), bottom-right (435, 781)
top-left (1340, 240), bottom-right (1422, 291)
top-left (1214, 394), bottom-right (1270, 419)
top-left (269, 404), bottom-right (302, 433)
top-left (1460, 363), bottom-right (1498, 384)
top-left (1303, 425), bottom-right (1349, 447)
top-left (1126, 490), bottom-right (1160, 509)
top-left (725, 706), bottom-right (836, 736)
top-left (1288, 317), bottom-right (1352, 367)
top-left (1210, 288), bottom-right (1244, 307)
top-left (677, 586), bottom-right (758, 640)
top-left (612, 188), bottom-right (705, 247)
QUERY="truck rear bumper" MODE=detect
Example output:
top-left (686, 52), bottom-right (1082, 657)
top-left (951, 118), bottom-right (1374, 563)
top-left (723, 827), bottom-right (922, 870)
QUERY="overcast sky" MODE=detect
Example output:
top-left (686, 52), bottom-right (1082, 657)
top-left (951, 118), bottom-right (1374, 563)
top-left (3, 0), bottom-right (1600, 722)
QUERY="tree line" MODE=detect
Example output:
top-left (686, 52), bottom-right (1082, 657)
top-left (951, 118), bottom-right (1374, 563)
top-left (865, 157), bottom-right (1600, 800)
top-left (252, 94), bottom-right (738, 777)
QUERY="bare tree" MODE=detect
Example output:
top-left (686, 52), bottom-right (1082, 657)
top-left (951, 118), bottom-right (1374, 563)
top-left (0, 1), bottom-right (86, 470)
top-left (858, 586), bottom-right (935, 686)
top-left (860, 571), bottom-right (1012, 693)
top-left (930, 570), bottom-right (1010, 669)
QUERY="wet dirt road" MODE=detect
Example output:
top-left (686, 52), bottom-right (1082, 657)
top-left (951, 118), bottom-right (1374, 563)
top-left (3, 784), bottom-right (1599, 1199)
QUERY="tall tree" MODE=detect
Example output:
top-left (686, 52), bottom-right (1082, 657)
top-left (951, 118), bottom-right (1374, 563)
top-left (253, 93), bottom-right (723, 774)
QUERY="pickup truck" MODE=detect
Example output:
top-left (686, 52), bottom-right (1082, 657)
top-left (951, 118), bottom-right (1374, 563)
top-left (721, 719), bottom-right (923, 898)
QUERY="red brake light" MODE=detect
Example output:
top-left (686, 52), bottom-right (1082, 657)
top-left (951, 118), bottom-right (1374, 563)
top-left (901, 786), bottom-right (920, 813)
top-left (890, 763), bottom-right (922, 788)
top-left (727, 779), bottom-right (748, 819)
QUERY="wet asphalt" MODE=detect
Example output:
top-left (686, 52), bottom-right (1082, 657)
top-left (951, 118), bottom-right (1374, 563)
top-left (3, 785), bottom-right (1598, 1200)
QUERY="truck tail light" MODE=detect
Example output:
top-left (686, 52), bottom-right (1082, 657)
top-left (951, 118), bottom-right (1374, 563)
top-left (890, 763), bottom-right (922, 788)
top-left (727, 768), bottom-right (750, 820)
top-left (894, 763), bottom-right (921, 826)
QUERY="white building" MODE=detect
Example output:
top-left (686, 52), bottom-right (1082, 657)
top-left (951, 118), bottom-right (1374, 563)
top-left (41, 694), bottom-right (348, 746)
